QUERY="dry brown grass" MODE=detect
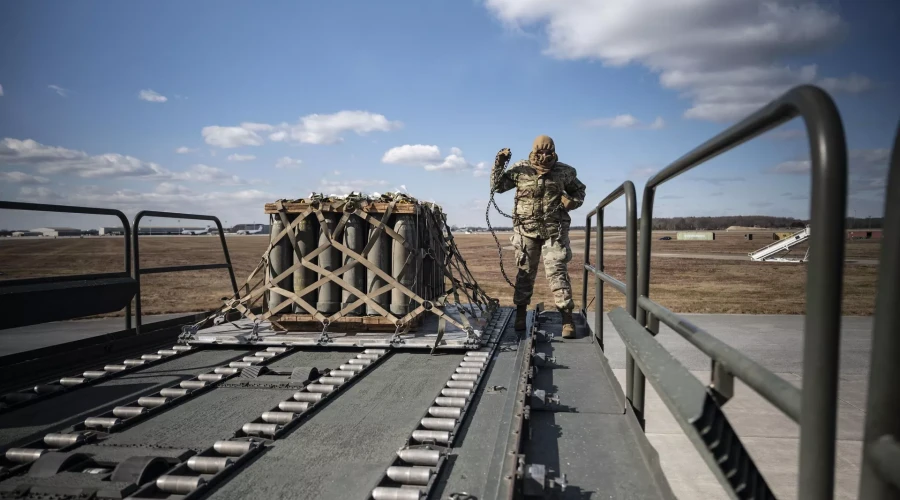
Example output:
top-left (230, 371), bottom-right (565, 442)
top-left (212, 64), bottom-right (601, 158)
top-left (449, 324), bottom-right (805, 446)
top-left (0, 232), bottom-right (881, 317)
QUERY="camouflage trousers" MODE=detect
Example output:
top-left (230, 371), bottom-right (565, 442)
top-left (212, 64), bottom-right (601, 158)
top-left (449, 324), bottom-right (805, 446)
top-left (510, 226), bottom-right (574, 310)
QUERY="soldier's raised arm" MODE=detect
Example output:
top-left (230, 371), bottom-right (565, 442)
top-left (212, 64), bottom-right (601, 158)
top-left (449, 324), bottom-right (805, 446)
top-left (562, 169), bottom-right (587, 211)
top-left (491, 148), bottom-right (517, 193)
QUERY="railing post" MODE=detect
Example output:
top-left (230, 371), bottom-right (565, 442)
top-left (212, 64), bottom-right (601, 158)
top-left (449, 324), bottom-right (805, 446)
top-left (582, 215), bottom-right (591, 319)
top-left (596, 209), bottom-right (604, 350)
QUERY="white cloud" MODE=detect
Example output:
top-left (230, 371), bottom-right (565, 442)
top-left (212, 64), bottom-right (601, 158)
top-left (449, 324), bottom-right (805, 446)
top-left (0, 138), bottom-right (170, 179)
top-left (382, 145), bottom-right (482, 175)
top-left (770, 148), bottom-right (891, 201)
top-left (485, 1), bottom-right (870, 122)
top-left (382, 144), bottom-right (443, 165)
top-left (138, 89), bottom-right (168, 103)
top-left (19, 186), bottom-right (62, 200)
top-left (771, 159), bottom-right (812, 174)
top-left (48, 85), bottom-right (70, 97)
top-left (333, 170), bottom-right (342, 176)
top-left (227, 154), bottom-right (256, 162)
top-left (0, 84), bottom-right (4, 96)
top-left (584, 114), bottom-right (665, 129)
top-left (275, 156), bottom-right (303, 169)
top-left (171, 164), bottom-right (246, 185)
top-left (319, 178), bottom-right (389, 196)
top-left (202, 125), bottom-right (267, 148)
top-left (0, 171), bottom-right (50, 184)
top-left (175, 146), bottom-right (196, 154)
top-left (630, 166), bottom-right (658, 178)
top-left (473, 161), bottom-right (491, 177)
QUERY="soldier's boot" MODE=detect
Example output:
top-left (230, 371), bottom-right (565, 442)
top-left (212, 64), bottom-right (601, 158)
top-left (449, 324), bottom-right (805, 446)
top-left (560, 309), bottom-right (575, 339)
top-left (514, 304), bottom-right (528, 331)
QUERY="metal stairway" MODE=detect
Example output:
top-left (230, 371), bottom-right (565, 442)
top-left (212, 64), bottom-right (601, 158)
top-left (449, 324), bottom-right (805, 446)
top-left (748, 225), bottom-right (811, 262)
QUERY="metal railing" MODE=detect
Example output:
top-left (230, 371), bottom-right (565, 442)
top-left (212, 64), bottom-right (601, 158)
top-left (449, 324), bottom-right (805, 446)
top-left (594, 84), bottom-right (850, 500)
top-left (858, 121), bottom-right (900, 499)
top-left (580, 181), bottom-right (641, 422)
top-left (0, 200), bottom-right (133, 331)
top-left (132, 210), bottom-right (238, 334)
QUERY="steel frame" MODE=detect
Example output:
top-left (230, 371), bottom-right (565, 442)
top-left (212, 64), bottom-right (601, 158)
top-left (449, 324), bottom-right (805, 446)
top-left (132, 210), bottom-right (239, 334)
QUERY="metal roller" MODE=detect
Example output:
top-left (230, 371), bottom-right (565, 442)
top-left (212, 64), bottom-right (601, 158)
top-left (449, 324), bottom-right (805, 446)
top-left (172, 345), bottom-right (193, 351)
top-left (466, 351), bottom-right (490, 357)
top-left (198, 373), bottom-right (225, 382)
top-left (357, 353), bottom-right (380, 360)
top-left (83, 468), bottom-right (111, 474)
top-left (215, 367), bottom-right (240, 375)
top-left (59, 377), bottom-right (86, 387)
top-left (123, 359), bottom-right (146, 366)
top-left (187, 456), bottom-right (233, 473)
top-left (81, 371), bottom-right (106, 379)
top-left (434, 397), bottom-right (466, 407)
top-left (306, 384), bottom-right (335, 394)
top-left (292, 213), bottom-right (318, 313)
top-left (5, 448), bottom-right (47, 463)
top-left (428, 406), bottom-right (462, 419)
top-left (180, 380), bottom-right (207, 389)
top-left (339, 364), bottom-right (364, 372)
top-left (44, 433), bottom-right (85, 448)
top-left (214, 440), bottom-right (255, 456)
top-left (158, 349), bottom-right (178, 356)
top-left (156, 475), bottom-right (207, 494)
top-left (365, 348), bottom-right (387, 355)
top-left (278, 401), bottom-right (309, 412)
top-left (254, 351), bottom-right (278, 358)
top-left (261, 411), bottom-right (295, 424)
top-left (242, 356), bottom-right (265, 363)
top-left (230, 361), bottom-right (252, 368)
top-left (455, 367), bottom-right (481, 374)
top-left (342, 213), bottom-right (367, 316)
top-left (84, 417), bottom-right (120, 429)
top-left (293, 392), bottom-right (323, 403)
top-left (451, 374), bottom-right (478, 381)
top-left (459, 362), bottom-right (485, 369)
top-left (366, 214), bottom-right (392, 316)
top-left (421, 417), bottom-right (456, 431)
top-left (138, 396), bottom-right (168, 408)
top-left (386, 466), bottom-right (432, 485)
top-left (348, 358), bottom-right (371, 366)
top-left (441, 388), bottom-right (471, 398)
top-left (391, 215), bottom-right (416, 316)
top-left (463, 356), bottom-right (488, 362)
top-left (372, 486), bottom-right (423, 500)
top-left (267, 216), bottom-right (293, 311)
top-left (318, 376), bottom-right (345, 385)
top-left (160, 388), bottom-right (189, 398)
top-left (33, 384), bottom-right (61, 394)
top-left (329, 370), bottom-right (356, 378)
top-left (267, 346), bottom-right (289, 353)
top-left (141, 354), bottom-right (162, 361)
top-left (112, 406), bottom-right (146, 418)
top-left (446, 380), bottom-right (475, 389)
top-left (398, 448), bottom-right (441, 466)
top-left (104, 364), bottom-right (127, 372)
top-left (242, 423), bottom-right (280, 437)
top-left (411, 430), bottom-right (450, 444)
top-left (316, 213), bottom-right (341, 314)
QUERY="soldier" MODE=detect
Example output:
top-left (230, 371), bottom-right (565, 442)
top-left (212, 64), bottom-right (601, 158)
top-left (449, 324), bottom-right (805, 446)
top-left (491, 135), bottom-right (586, 338)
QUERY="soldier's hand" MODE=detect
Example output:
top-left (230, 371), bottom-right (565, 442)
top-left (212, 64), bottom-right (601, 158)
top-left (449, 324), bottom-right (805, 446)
top-left (561, 196), bottom-right (577, 211)
top-left (495, 148), bottom-right (511, 168)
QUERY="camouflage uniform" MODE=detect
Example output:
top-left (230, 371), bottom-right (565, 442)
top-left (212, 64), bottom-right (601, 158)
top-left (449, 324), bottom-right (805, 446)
top-left (491, 141), bottom-right (586, 311)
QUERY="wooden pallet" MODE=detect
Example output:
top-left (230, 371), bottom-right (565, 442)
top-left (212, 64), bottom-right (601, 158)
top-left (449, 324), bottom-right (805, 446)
top-left (264, 200), bottom-right (419, 215)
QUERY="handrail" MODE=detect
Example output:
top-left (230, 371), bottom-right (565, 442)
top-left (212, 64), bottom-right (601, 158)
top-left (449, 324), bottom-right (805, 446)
top-left (858, 121), bottom-right (900, 499)
top-left (0, 200), bottom-right (133, 331)
top-left (581, 181), bottom-right (639, 421)
top-left (634, 84), bottom-right (848, 500)
top-left (132, 210), bottom-right (238, 334)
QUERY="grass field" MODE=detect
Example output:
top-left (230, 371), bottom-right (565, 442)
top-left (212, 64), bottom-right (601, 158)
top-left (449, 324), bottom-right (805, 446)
top-left (0, 230), bottom-right (881, 317)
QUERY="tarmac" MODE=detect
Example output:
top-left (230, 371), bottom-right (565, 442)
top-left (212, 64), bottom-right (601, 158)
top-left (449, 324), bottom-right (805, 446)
top-left (587, 311), bottom-right (873, 500)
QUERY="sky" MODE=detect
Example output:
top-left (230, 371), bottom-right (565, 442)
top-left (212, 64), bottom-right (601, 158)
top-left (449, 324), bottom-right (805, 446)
top-left (1, 0), bottom-right (898, 230)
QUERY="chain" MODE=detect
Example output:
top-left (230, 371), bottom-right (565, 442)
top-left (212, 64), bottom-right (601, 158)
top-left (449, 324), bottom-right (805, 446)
top-left (485, 150), bottom-right (566, 288)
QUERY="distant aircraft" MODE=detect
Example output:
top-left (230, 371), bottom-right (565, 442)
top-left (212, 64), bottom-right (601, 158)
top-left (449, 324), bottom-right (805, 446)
top-left (236, 225), bottom-right (264, 235)
top-left (181, 226), bottom-right (211, 235)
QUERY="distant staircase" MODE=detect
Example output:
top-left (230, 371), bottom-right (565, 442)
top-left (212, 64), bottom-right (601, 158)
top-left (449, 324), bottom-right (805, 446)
top-left (748, 225), bottom-right (810, 262)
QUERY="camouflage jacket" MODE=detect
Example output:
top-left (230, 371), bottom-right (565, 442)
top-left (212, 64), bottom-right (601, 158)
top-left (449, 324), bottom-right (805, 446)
top-left (491, 159), bottom-right (587, 238)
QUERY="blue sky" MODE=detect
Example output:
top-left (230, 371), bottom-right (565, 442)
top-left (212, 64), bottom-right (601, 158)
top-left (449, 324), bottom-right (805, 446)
top-left (1, 0), bottom-right (898, 230)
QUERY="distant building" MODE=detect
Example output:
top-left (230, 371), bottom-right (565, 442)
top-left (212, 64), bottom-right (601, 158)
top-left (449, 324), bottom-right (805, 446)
top-left (676, 231), bottom-right (715, 241)
top-left (12, 231), bottom-right (41, 237)
top-left (99, 226), bottom-right (207, 236)
top-left (848, 230), bottom-right (883, 240)
top-left (31, 227), bottom-right (82, 237)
